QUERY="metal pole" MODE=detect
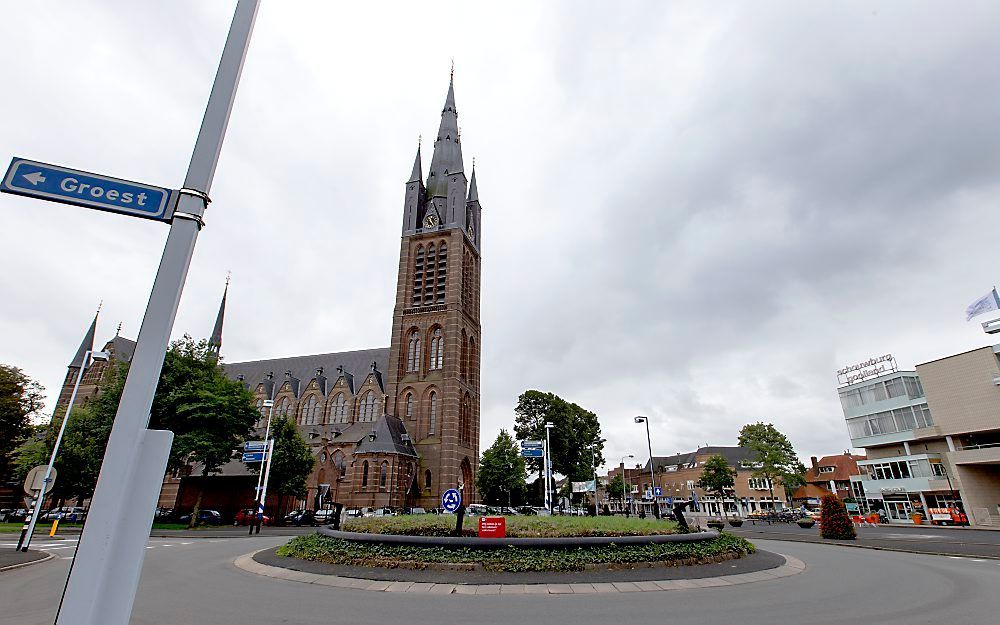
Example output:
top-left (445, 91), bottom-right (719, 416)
top-left (18, 350), bottom-right (92, 551)
top-left (591, 445), bottom-right (599, 516)
top-left (56, 4), bottom-right (258, 624)
top-left (545, 422), bottom-right (553, 513)
top-left (250, 398), bottom-right (275, 534)
top-left (258, 439), bottom-right (275, 525)
top-left (643, 419), bottom-right (659, 518)
top-left (621, 459), bottom-right (628, 515)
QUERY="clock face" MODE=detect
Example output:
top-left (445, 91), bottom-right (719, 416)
top-left (423, 213), bottom-right (439, 228)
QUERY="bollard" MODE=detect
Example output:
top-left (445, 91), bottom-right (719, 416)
top-left (332, 503), bottom-right (344, 530)
top-left (50, 519), bottom-right (60, 537)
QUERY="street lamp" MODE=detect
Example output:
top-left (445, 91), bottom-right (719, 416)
top-left (18, 350), bottom-right (110, 551)
top-left (589, 443), bottom-right (600, 516)
top-left (250, 397), bottom-right (276, 535)
top-left (634, 416), bottom-right (660, 518)
top-left (544, 421), bottom-right (554, 512)
top-left (620, 454), bottom-right (634, 515)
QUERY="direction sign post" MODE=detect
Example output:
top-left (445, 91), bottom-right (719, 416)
top-left (55, 3), bottom-right (260, 624)
top-left (244, 441), bottom-right (267, 452)
top-left (1, 158), bottom-right (175, 221)
top-left (241, 451), bottom-right (266, 463)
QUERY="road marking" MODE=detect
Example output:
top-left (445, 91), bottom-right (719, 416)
top-left (145, 546), bottom-right (154, 549)
top-left (180, 542), bottom-right (192, 545)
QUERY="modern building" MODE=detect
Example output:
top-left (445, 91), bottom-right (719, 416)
top-left (792, 452), bottom-right (866, 507)
top-left (839, 349), bottom-right (1000, 526)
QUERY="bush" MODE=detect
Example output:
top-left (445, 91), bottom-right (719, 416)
top-left (819, 495), bottom-right (856, 540)
top-left (342, 515), bottom-right (677, 538)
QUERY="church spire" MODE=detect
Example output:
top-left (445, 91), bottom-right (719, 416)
top-left (468, 161), bottom-right (479, 202)
top-left (70, 309), bottom-right (99, 368)
top-left (409, 140), bottom-right (423, 183)
top-left (426, 72), bottom-right (464, 197)
top-left (209, 275), bottom-right (228, 354)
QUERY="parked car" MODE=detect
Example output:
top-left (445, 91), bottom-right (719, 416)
top-left (346, 507), bottom-right (364, 518)
top-left (43, 507), bottom-right (88, 522)
top-left (234, 508), bottom-right (271, 526)
top-left (312, 509), bottom-right (337, 525)
top-left (154, 507), bottom-right (177, 522)
top-left (403, 507), bottom-right (428, 515)
top-left (284, 509), bottom-right (317, 526)
top-left (178, 509), bottom-right (223, 526)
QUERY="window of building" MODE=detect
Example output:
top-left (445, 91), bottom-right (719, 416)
top-left (334, 451), bottom-right (346, 479)
top-left (931, 462), bottom-right (947, 477)
top-left (406, 331), bottom-right (421, 372)
top-left (818, 466), bottom-right (835, 473)
top-left (852, 480), bottom-right (865, 498)
top-left (320, 452), bottom-right (327, 464)
top-left (461, 329), bottom-right (468, 379)
top-left (904, 377), bottom-right (924, 399)
top-left (278, 397), bottom-right (292, 418)
top-left (405, 393), bottom-right (413, 420)
top-left (435, 243), bottom-right (447, 305)
top-left (331, 393), bottom-right (348, 423)
top-left (884, 377), bottom-right (905, 398)
top-left (302, 396), bottom-right (319, 425)
top-left (379, 461), bottom-right (389, 488)
top-left (255, 400), bottom-right (265, 428)
top-left (361, 461), bottom-right (369, 489)
top-left (360, 391), bottom-right (378, 422)
top-left (424, 469), bottom-right (432, 490)
top-left (429, 328), bottom-right (444, 370)
top-left (412, 245), bottom-right (425, 306)
top-left (428, 391), bottom-right (437, 435)
top-left (460, 394), bottom-right (472, 446)
top-left (748, 478), bottom-right (772, 490)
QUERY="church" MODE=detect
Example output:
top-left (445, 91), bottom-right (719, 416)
top-left (54, 77), bottom-right (483, 516)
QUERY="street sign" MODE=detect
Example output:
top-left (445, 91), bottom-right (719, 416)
top-left (244, 440), bottom-right (267, 452)
top-left (653, 487), bottom-right (663, 497)
top-left (645, 489), bottom-right (653, 499)
top-left (242, 452), bottom-right (266, 463)
top-left (520, 447), bottom-right (543, 458)
top-left (23, 465), bottom-right (57, 495)
top-left (521, 440), bottom-right (543, 448)
top-left (2, 157), bottom-right (175, 222)
top-left (441, 488), bottom-right (462, 513)
top-left (666, 496), bottom-right (674, 506)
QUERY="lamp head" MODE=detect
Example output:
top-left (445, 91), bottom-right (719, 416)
top-left (634, 416), bottom-right (646, 424)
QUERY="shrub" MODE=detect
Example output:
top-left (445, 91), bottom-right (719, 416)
top-left (819, 494), bottom-right (856, 540)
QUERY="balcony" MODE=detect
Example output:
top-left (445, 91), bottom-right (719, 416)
top-left (950, 444), bottom-right (1000, 466)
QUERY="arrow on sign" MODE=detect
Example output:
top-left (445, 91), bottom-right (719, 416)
top-left (22, 171), bottom-right (45, 185)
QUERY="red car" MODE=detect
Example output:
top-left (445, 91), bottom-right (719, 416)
top-left (234, 508), bottom-right (271, 526)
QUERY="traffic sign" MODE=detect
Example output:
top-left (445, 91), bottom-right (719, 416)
top-left (441, 488), bottom-right (462, 513)
top-left (242, 451), bottom-right (266, 463)
top-left (2, 157), bottom-right (175, 222)
top-left (23, 465), bottom-right (57, 496)
top-left (645, 489), bottom-right (653, 499)
top-left (653, 487), bottom-right (663, 497)
top-left (521, 440), bottom-right (543, 448)
top-left (520, 447), bottom-right (543, 458)
top-left (244, 440), bottom-right (267, 452)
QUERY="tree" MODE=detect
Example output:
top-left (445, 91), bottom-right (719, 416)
top-left (513, 390), bottom-right (604, 498)
top-left (477, 430), bottom-right (527, 507)
top-left (697, 454), bottom-right (737, 517)
top-left (820, 494), bottom-right (856, 540)
top-left (606, 473), bottom-right (627, 504)
top-left (265, 415), bottom-right (314, 524)
top-left (0, 364), bottom-right (45, 482)
top-left (738, 422), bottom-right (804, 509)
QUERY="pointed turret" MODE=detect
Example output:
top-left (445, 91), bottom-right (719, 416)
top-left (70, 312), bottom-right (98, 368)
top-left (409, 144), bottom-right (423, 183)
top-left (209, 278), bottom-right (228, 354)
top-left (426, 75), bottom-right (465, 198)
top-left (465, 162), bottom-right (482, 249)
top-left (467, 165), bottom-right (479, 203)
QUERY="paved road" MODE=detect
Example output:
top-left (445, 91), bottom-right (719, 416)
top-left (730, 522), bottom-right (1000, 558)
top-left (3, 535), bottom-right (1000, 624)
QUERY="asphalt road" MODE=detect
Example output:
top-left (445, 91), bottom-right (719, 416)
top-left (729, 522), bottom-right (1000, 558)
top-left (3, 535), bottom-right (1000, 625)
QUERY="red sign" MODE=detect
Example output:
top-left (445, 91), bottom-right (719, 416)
top-left (478, 516), bottom-right (506, 538)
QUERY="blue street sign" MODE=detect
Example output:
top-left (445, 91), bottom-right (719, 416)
top-left (1, 157), bottom-right (175, 222)
top-left (242, 452), bottom-right (266, 463)
top-left (653, 487), bottom-right (663, 497)
top-left (666, 496), bottom-right (674, 506)
top-left (441, 488), bottom-right (462, 513)
top-left (520, 447), bottom-right (543, 458)
top-left (520, 440), bottom-right (543, 448)
top-left (244, 441), bottom-right (267, 452)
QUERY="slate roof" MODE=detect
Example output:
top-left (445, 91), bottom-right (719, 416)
top-left (69, 315), bottom-right (97, 368)
top-left (105, 336), bottom-right (136, 363)
top-left (645, 446), bottom-right (759, 472)
top-left (222, 347), bottom-right (389, 396)
top-left (354, 414), bottom-right (418, 457)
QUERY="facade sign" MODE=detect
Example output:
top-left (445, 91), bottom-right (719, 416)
top-left (837, 354), bottom-right (897, 386)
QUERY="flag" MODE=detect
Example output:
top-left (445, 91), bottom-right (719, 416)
top-left (966, 288), bottom-right (1000, 321)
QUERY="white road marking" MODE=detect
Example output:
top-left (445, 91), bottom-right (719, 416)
top-left (145, 546), bottom-right (154, 549)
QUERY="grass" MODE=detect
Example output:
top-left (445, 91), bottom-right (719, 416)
top-left (277, 533), bottom-right (755, 572)
top-left (0, 521), bottom-right (84, 534)
top-left (342, 515), bottom-right (678, 538)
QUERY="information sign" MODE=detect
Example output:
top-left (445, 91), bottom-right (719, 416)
top-left (478, 516), bottom-right (506, 538)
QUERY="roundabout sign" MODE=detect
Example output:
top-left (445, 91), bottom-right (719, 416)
top-left (441, 488), bottom-right (462, 513)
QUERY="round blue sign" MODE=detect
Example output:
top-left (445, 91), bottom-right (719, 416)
top-left (441, 488), bottom-right (462, 513)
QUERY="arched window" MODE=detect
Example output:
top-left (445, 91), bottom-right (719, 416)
top-left (435, 243), bottom-right (448, 304)
top-left (423, 244), bottom-right (437, 306)
top-left (424, 469), bottom-right (432, 490)
top-left (411, 245), bottom-right (425, 306)
top-left (461, 329), bottom-right (468, 379)
top-left (361, 461), bottom-right (369, 489)
top-left (302, 396), bottom-right (318, 425)
top-left (469, 337), bottom-right (477, 386)
top-left (379, 461), bottom-right (389, 488)
top-left (333, 451), bottom-right (346, 479)
top-left (460, 394), bottom-right (472, 446)
top-left (320, 451), bottom-right (327, 464)
top-left (278, 397), bottom-right (292, 419)
top-left (405, 393), bottom-right (413, 420)
top-left (406, 330), bottom-right (421, 372)
top-left (360, 391), bottom-right (378, 422)
top-left (428, 391), bottom-right (437, 435)
top-left (331, 393), bottom-right (348, 423)
top-left (429, 328), bottom-right (443, 370)
top-left (255, 399), bottom-right (265, 428)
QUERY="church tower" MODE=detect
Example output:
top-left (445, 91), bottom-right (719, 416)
top-left (387, 75), bottom-right (482, 507)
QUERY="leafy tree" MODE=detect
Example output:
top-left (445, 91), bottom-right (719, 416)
top-left (606, 473), bottom-right (628, 503)
top-left (820, 494), bottom-right (856, 540)
top-left (266, 415), bottom-right (314, 524)
top-left (0, 364), bottom-right (45, 482)
top-left (513, 390), bottom-right (604, 492)
top-left (738, 422), bottom-right (804, 508)
top-left (476, 430), bottom-right (527, 507)
top-left (697, 454), bottom-right (737, 517)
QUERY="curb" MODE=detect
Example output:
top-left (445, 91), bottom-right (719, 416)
top-left (233, 549), bottom-right (806, 594)
top-left (0, 551), bottom-right (55, 573)
top-left (741, 533), bottom-right (1000, 561)
top-left (318, 527), bottom-right (720, 549)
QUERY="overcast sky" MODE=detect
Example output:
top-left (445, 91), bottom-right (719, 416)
top-left (3, 1), bottom-right (1000, 470)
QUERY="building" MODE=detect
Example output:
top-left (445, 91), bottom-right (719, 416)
top-left (55, 77), bottom-right (485, 518)
top-left (791, 452), bottom-right (866, 507)
top-left (838, 349), bottom-right (1000, 526)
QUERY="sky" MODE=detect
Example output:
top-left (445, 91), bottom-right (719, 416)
top-left (3, 1), bottom-right (1000, 471)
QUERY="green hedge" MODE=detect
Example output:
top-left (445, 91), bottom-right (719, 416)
top-left (342, 515), bottom-right (677, 538)
top-left (276, 533), bottom-right (755, 572)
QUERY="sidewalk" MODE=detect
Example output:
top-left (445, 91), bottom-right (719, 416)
top-left (0, 549), bottom-right (51, 572)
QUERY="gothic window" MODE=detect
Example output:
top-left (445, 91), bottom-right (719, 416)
top-left (469, 337), bottom-right (477, 386)
top-left (278, 397), bottom-right (292, 419)
top-left (463, 251), bottom-right (474, 315)
top-left (428, 391), bottom-right (437, 435)
top-left (429, 328), bottom-right (444, 370)
top-left (255, 399), bottom-right (266, 428)
top-left (405, 393), bottom-right (413, 420)
top-left (436, 243), bottom-right (448, 304)
top-left (423, 244), bottom-right (437, 306)
top-left (302, 395), bottom-right (319, 425)
top-left (406, 330), bottom-right (421, 372)
top-left (379, 461), bottom-right (389, 488)
top-left (320, 452), bottom-right (327, 464)
top-left (331, 393), bottom-right (348, 423)
top-left (360, 391), bottom-right (378, 422)
top-left (461, 330), bottom-right (468, 380)
top-left (334, 451), bottom-right (346, 479)
top-left (362, 461), bottom-right (369, 489)
top-left (425, 469), bottom-right (432, 490)
top-left (411, 245), bottom-right (425, 306)
top-left (460, 393), bottom-right (472, 447)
